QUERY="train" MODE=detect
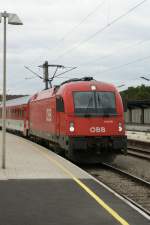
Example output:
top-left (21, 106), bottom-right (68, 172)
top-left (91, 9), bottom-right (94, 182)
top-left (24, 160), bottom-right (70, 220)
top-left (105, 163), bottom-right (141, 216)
top-left (0, 77), bottom-right (127, 163)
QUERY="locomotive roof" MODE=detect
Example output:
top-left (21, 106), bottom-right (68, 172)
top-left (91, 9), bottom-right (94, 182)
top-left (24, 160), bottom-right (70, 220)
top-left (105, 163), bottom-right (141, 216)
top-left (59, 77), bottom-right (115, 89)
top-left (57, 80), bottom-right (116, 92)
top-left (5, 95), bottom-right (30, 106)
top-left (30, 79), bottom-right (116, 101)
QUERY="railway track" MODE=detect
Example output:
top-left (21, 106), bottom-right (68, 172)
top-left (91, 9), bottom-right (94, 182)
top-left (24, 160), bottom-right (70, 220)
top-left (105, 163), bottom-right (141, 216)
top-left (127, 146), bottom-right (150, 160)
top-left (83, 163), bottom-right (150, 215)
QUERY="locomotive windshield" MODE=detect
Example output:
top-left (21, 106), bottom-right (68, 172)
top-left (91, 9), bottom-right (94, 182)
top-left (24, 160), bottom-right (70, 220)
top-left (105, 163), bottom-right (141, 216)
top-left (74, 91), bottom-right (116, 115)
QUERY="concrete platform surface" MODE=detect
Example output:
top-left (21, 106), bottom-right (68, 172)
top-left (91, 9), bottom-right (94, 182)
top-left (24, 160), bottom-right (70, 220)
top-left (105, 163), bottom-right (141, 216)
top-left (0, 132), bottom-right (89, 180)
top-left (0, 132), bottom-right (149, 225)
top-left (127, 130), bottom-right (150, 143)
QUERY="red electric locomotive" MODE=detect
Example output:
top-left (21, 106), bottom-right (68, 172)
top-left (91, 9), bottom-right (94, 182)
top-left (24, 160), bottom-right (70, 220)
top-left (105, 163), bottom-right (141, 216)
top-left (0, 77), bottom-right (127, 163)
top-left (29, 77), bottom-right (127, 163)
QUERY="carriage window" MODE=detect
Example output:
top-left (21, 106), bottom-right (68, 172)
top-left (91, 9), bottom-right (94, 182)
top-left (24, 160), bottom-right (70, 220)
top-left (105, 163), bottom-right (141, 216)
top-left (19, 110), bottom-right (21, 117)
top-left (21, 110), bottom-right (24, 117)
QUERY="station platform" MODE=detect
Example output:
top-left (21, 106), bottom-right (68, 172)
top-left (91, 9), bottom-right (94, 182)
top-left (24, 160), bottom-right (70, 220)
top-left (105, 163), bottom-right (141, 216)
top-left (0, 132), bottom-right (149, 225)
top-left (127, 130), bottom-right (150, 143)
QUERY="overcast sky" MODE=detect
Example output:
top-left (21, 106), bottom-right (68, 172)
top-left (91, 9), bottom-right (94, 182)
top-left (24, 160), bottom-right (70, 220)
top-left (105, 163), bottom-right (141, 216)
top-left (0, 0), bottom-right (150, 94)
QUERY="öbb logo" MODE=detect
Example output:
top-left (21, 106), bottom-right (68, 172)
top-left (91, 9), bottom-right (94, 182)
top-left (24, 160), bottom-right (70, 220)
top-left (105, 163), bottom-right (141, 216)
top-left (90, 127), bottom-right (106, 133)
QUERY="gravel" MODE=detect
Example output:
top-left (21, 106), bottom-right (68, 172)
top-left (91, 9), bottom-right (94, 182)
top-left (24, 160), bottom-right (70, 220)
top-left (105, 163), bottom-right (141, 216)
top-left (110, 154), bottom-right (150, 182)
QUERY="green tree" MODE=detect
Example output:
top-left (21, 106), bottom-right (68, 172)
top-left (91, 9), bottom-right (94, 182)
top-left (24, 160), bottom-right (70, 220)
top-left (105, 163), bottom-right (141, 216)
top-left (120, 85), bottom-right (150, 101)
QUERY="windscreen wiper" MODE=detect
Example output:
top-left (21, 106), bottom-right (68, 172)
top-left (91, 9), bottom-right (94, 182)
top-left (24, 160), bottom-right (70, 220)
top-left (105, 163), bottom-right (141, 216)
top-left (83, 95), bottom-right (95, 116)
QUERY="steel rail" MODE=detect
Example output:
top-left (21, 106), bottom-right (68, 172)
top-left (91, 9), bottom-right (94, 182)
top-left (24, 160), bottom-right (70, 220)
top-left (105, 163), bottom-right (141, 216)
top-left (102, 163), bottom-right (150, 216)
top-left (83, 163), bottom-right (150, 216)
top-left (101, 163), bottom-right (150, 187)
top-left (127, 146), bottom-right (150, 161)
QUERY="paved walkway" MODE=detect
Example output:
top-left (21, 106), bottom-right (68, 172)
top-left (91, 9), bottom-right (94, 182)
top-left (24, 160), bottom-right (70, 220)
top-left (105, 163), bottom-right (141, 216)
top-left (0, 132), bottom-right (149, 225)
top-left (0, 132), bottom-right (89, 180)
top-left (127, 130), bottom-right (150, 143)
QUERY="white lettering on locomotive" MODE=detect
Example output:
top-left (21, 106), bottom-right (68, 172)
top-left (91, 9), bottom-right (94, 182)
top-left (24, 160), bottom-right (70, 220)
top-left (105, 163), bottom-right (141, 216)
top-left (104, 120), bottom-right (113, 123)
top-left (46, 108), bottom-right (52, 122)
top-left (90, 127), bottom-right (106, 133)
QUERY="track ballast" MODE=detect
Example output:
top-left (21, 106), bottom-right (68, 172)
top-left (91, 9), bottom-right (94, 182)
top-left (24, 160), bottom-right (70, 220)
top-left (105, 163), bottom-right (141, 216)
top-left (83, 163), bottom-right (150, 216)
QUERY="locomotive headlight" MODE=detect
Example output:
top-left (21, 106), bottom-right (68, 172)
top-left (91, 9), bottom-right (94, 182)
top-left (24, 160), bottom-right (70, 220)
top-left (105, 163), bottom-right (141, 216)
top-left (91, 85), bottom-right (96, 91)
top-left (69, 122), bottom-right (75, 132)
top-left (118, 122), bottom-right (123, 132)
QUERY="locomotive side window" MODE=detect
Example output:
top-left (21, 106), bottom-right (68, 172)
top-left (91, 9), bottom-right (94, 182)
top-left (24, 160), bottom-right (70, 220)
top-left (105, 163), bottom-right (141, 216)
top-left (56, 97), bottom-right (64, 112)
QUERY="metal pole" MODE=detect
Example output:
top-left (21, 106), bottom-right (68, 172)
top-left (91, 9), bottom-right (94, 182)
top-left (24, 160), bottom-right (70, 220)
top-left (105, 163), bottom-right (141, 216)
top-left (44, 61), bottom-right (49, 89)
top-left (2, 12), bottom-right (7, 169)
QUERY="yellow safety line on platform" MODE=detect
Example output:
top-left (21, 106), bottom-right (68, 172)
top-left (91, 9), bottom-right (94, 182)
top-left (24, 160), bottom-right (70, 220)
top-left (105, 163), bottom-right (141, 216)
top-left (39, 149), bottom-right (130, 225)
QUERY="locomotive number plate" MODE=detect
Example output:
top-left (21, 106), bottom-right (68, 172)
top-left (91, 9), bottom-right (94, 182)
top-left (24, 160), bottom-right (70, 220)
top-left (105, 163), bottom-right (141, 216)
top-left (90, 127), bottom-right (106, 133)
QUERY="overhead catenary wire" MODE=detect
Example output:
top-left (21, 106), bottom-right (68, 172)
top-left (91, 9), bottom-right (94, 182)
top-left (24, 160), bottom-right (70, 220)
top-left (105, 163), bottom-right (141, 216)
top-left (52, 0), bottom-right (105, 45)
top-left (24, 66), bottom-right (43, 79)
top-left (97, 54), bottom-right (150, 74)
top-left (54, 67), bottom-right (77, 78)
top-left (30, 0), bottom-right (106, 67)
top-left (24, 65), bottom-right (77, 85)
top-left (140, 76), bottom-right (150, 81)
top-left (78, 38), bottom-right (150, 67)
top-left (51, 0), bottom-right (148, 62)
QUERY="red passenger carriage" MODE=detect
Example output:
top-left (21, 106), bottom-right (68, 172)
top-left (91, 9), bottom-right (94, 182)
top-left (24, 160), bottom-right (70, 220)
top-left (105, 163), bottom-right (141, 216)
top-left (0, 96), bottom-right (30, 136)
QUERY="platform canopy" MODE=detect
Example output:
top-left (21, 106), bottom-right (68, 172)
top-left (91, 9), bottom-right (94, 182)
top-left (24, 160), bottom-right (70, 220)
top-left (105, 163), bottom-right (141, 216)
top-left (127, 100), bottom-right (150, 109)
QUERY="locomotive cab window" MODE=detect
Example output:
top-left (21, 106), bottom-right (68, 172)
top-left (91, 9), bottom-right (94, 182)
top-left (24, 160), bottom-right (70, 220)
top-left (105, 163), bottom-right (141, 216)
top-left (74, 91), bottom-right (116, 115)
top-left (74, 92), bottom-right (95, 113)
top-left (96, 92), bottom-right (116, 114)
top-left (56, 96), bottom-right (64, 112)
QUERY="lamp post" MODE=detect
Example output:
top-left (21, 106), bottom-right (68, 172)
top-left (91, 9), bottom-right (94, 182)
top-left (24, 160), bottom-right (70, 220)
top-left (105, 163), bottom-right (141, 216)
top-left (0, 11), bottom-right (23, 169)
